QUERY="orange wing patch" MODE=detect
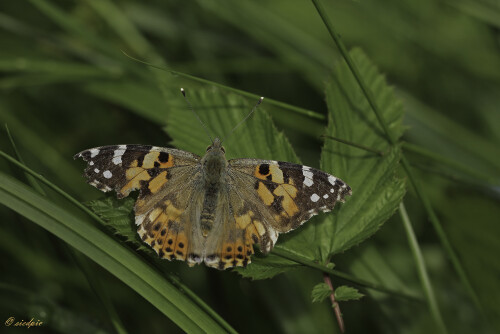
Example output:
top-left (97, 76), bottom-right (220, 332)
top-left (137, 200), bottom-right (188, 261)
top-left (142, 151), bottom-right (175, 169)
top-left (121, 152), bottom-right (175, 196)
top-left (257, 182), bottom-right (274, 205)
top-left (274, 183), bottom-right (299, 217)
top-left (254, 164), bottom-right (284, 183)
top-left (148, 171), bottom-right (168, 194)
top-left (254, 163), bottom-right (300, 218)
top-left (122, 168), bottom-right (150, 196)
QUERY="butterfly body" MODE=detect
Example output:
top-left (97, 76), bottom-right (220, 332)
top-left (75, 138), bottom-right (351, 270)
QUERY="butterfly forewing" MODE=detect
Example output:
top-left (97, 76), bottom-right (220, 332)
top-left (228, 159), bottom-right (351, 235)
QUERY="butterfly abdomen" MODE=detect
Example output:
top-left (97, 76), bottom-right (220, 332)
top-left (200, 183), bottom-right (219, 237)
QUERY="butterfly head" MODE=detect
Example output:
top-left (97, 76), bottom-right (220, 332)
top-left (205, 137), bottom-right (226, 155)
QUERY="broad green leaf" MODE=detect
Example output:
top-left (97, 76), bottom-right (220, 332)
top-left (311, 283), bottom-right (332, 303)
top-left (334, 286), bottom-right (364, 302)
top-left (164, 86), bottom-right (299, 162)
top-left (0, 171), bottom-right (229, 334)
top-left (280, 48), bottom-right (406, 263)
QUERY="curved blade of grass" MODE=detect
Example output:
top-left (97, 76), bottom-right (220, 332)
top-left (6, 126), bottom-right (127, 334)
top-left (5, 124), bottom-right (45, 195)
top-left (399, 202), bottom-right (447, 333)
top-left (403, 142), bottom-right (499, 186)
top-left (0, 171), bottom-right (229, 334)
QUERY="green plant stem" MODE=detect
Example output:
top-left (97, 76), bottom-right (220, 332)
top-left (0, 150), bottom-right (237, 334)
top-left (323, 272), bottom-right (345, 333)
top-left (122, 51), bottom-right (325, 121)
top-left (272, 247), bottom-right (421, 302)
top-left (311, 0), bottom-right (480, 321)
top-left (399, 203), bottom-right (447, 333)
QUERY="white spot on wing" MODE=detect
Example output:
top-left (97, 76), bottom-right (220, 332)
top-left (112, 146), bottom-right (126, 165)
top-left (302, 166), bottom-right (314, 187)
top-left (90, 148), bottom-right (99, 158)
top-left (204, 256), bottom-right (219, 266)
top-left (330, 188), bottom-right (334, 193)
top-left (269, 227), bottom-right (278, 244)
top-left (328, 175), bottom-right (337, 185)
top-left (94, 168), bottom-right (100, 173)
top-left (89, 161), bottom-right (94, 166)
top-left (310, 193), bottom-right (320, 202)
top-left (103, 170), bottom-right (112, 179)
top-left (112, 156), bottom-right (122, 165)
top-left (135, 213), bottom-right (146, 226)
top-left (323, 194), bottom-right (329, 199)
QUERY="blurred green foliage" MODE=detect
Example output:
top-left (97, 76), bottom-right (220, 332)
top-left (1, 0), bottom-right (499, 333)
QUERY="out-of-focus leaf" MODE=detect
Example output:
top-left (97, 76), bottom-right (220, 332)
top-left (401, 90), bottom-right (500, 185)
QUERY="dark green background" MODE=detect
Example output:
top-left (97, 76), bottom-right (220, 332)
top-left (1, 1), bottom-right (499, 333)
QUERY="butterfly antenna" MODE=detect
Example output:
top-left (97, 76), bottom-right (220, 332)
top-left (221, 96), bottom-right (264, 144)
top-left (181, 88), bottom-right (213, 143)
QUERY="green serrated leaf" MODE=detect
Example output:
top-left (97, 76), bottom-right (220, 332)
top-left (235, 253), bottom-right (300, 280)
top-left (164, 86), bottom-right (299, 162)
top-left (86, 196), bottom-right (147, 249)
top-left (280, 48), bottom-right (406, 263)
top-left (334, 286), bottom-right (364, 302)
top-left (311, 283), bottom-right (332, 303)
